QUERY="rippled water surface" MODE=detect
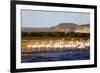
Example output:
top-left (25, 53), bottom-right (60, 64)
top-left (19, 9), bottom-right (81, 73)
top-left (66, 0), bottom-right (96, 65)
top-left (21, 49), bottom-right (90, 63)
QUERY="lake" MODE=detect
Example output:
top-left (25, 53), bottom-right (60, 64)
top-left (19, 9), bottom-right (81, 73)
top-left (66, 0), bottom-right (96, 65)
top-left (21, 49), bottom-right (90, 63)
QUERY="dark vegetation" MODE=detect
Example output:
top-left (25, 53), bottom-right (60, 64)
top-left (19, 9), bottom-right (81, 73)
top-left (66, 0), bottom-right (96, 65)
top-left (22, 32), bottom-right (90, 38)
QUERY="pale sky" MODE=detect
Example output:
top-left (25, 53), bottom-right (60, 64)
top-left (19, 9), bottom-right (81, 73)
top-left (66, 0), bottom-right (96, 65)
top-left (21, 10), bottom-right (90, 28)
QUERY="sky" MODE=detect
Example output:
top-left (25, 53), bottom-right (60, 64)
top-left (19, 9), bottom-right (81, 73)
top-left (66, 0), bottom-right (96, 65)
top-left (21, 10), bottom-right (90, 28)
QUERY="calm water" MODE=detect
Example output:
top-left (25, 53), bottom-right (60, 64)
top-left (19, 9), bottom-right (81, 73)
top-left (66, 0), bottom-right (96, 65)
top-left (21, 49), bottom-right (90, 63)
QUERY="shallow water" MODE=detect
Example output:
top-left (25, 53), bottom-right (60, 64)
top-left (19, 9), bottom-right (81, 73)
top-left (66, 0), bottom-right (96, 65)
top-left (21, 49), bottom-right (90, 63)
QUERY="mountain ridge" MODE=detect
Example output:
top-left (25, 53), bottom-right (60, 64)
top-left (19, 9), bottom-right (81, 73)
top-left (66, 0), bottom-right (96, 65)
top-left (22, 23), bottom-right (90, 33)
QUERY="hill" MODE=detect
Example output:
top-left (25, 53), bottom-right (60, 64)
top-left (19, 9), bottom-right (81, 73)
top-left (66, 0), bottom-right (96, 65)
top-left (22, 23), bottom-right (90, 33)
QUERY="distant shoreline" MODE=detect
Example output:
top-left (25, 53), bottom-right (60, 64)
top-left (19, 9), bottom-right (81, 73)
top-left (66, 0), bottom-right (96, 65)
top-left (22, 23), bottom-right (90, 33)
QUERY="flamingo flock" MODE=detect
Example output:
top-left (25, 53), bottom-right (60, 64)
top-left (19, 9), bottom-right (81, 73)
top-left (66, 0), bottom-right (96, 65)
top-left (26, 39), bottom-right (90, 51)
